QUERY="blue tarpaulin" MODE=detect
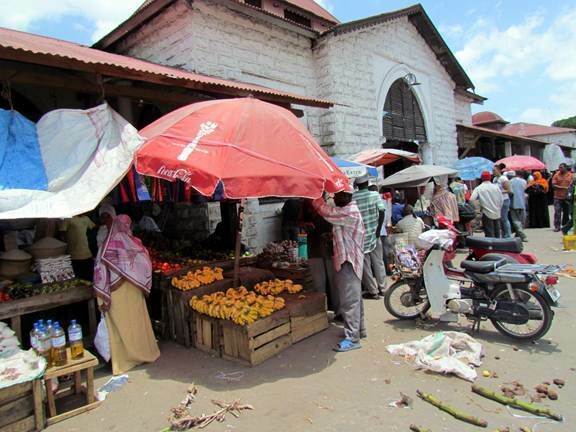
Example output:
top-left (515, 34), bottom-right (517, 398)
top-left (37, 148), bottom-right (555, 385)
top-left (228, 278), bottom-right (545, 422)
top-left (455, 157), bottom-right (494, 181)
top-left (0, 109), bottom-right (48, 191)
top-left (332, 157), bottom-right (378, 178)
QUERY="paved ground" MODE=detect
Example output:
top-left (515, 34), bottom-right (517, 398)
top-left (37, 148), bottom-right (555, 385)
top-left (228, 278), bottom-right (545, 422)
top-left (50, 225), bottom-right (575, 432)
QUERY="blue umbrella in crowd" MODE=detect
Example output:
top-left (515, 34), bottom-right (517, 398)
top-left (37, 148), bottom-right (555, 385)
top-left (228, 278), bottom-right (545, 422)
top-left (332, 157), bottom-right (378, 179)
top-left (455, 157), bottom-right (494, 181)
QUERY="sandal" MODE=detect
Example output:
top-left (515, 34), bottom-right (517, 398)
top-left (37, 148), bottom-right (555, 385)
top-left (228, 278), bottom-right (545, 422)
top-left (333, 339), bottom-right (361, 352)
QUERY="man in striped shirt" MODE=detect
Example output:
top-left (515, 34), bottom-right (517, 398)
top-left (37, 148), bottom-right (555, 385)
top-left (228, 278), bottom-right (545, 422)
top-left (312, 187), bottom-right (366, 352)
top-left (354, 174), bottom-right (386, 299)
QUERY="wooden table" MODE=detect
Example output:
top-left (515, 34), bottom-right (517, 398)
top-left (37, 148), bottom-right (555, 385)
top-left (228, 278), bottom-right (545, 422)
top-left (0, 285), bottom-right (97, 344)
top-left (43, 349), bottom-right (100, 426)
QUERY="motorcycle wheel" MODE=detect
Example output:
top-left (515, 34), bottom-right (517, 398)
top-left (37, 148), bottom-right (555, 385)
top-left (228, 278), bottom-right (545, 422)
top-left (479, 253), bottom-right (519, 264)
top-left (384, 279), bottom-right (430, 320)
top-left (490, 285), bottom-right (553, 341)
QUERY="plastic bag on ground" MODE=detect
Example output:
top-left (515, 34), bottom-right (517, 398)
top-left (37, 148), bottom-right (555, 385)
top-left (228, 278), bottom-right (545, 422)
top-left (386, 331), bottom-right (483, 382)
top-left (97, 374), bottom-right (129, 401)
top-left (94, 317), bottom-right (111, 362)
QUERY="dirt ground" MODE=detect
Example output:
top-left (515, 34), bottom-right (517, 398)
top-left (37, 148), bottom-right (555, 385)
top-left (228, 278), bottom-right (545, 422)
top-left (49, 225), bottom-right (575, 432)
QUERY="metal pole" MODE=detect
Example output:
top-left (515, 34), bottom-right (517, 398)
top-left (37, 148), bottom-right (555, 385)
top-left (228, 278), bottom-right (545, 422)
top-left (233, 199), bottom-right (246, 287)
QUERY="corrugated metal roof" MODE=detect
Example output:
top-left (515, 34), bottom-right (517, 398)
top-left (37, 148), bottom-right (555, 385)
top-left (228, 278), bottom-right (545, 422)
top-left (503, 122), bottom-right (576, 137)
top-left (457, 124), bottom-right (548, 145)
top-left (0, 27), bottom-right (332, 108)
top-left (135, 0), bottom-right (338, 23)
top-left (284, 0), bottom-right (339, 23)
top-left (472, 111), bottom-right (508, 125)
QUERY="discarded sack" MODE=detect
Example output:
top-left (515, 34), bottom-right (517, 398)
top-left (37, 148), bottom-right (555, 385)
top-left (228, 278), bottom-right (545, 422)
top-left (386, 331), bottom-right (483, 382)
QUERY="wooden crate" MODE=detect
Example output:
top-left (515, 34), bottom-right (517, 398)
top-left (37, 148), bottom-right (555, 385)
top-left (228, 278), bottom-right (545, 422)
top-left (220, 308), bottom-right (291, 366)
top-left (217, 291), bottom-right (328, 366)
top-left (283, 291), bottom-right (328, 344)
top-left (191, 313), bottom-right (222, 355)
top-left (165, 279), bottom-right (233, 347)
top-left (268, 266), bottom-right (314, 290)
top-left (222, 267), bottom-right (275, 289)
top-left (0, 380), bottom-right (44, 432)
top-left (290, 313), bottom-right (328, 344)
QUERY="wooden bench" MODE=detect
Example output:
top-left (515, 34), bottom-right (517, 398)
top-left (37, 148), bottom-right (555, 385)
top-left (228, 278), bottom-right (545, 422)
top-left (43, 349), bottom-right (101, 426)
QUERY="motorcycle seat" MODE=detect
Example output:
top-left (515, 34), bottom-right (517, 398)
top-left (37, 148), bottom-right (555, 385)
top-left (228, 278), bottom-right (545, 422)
top-left (464, 271), bottom-right (531, 285)
top-left (465, 236), bottom-right (523, 253)
top-left (460, 260), bottom-right (505, 274)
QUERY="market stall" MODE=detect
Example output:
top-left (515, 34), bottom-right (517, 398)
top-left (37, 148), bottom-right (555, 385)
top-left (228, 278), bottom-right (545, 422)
top-left (134, 97), bottom-right (345, 364)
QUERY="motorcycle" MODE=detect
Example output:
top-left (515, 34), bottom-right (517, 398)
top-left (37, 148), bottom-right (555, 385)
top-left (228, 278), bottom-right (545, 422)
top-left (462, 234), bottom-right (536, 264)
top-left (384, 225), bottom-right (562, 341)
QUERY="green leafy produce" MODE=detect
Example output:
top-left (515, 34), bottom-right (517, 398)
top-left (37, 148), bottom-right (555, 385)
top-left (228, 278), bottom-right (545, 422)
top-left (4, 279), bottom-right (91, 301)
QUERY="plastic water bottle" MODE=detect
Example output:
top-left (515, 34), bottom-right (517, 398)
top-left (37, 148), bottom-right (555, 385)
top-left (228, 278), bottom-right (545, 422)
top-left (29, 323), bottom-right (40, 352)
top-left (68, 320), bottom-right (84, 360)
top-left (37, 326), bottom-right (52, 367)
top-left (50, 322), bottom-right (67, 366)
top-left (46, 320), bottom-right (54, 337)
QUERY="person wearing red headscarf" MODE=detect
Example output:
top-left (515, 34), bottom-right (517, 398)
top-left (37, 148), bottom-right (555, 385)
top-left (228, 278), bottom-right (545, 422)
top-left (94, 214), bottom-right (160, 374)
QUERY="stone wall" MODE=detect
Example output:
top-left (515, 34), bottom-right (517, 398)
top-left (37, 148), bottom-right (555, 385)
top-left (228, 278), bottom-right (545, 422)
top-left (536, 133), bottom-right (576, 155)
top-left (114, 0), bottom-right (325, 145)
top-left (314, 16), bottom-right (463, 166)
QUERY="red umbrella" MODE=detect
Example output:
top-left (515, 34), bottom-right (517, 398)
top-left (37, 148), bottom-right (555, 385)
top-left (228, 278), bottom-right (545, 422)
top-left (135, 98), bottom-right (348, 199)
top-left (353, 148), bottom-right (421, 167)
top-left (495, 155), bottom-right (546, 171)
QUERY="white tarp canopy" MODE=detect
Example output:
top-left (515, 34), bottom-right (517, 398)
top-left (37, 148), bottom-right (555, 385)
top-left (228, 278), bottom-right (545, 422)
top-left (543, 144), bottom-right (571, 171)
top-left (379, 164), bottom-right (457, 188)
top-left (0, 104), bottom-right (143, 219)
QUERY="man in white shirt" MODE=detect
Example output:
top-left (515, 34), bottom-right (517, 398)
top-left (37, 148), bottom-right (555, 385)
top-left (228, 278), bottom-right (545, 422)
top-left (507, 170), bottom-right (528, 242)
top-left (394, 205), bottom-right (426, 246)
top-left (493, 163), bottom-right (512, 237)
top-left (470, 171), bottom-right (504, 238)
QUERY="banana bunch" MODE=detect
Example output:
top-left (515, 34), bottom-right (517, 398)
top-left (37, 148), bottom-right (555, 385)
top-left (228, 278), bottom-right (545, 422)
top-left (253, 279), bottom-right (303, 295)
top-left (171, 267), bottom-right (224, 291)
top-left (190, 287), bottom-right (286, 326)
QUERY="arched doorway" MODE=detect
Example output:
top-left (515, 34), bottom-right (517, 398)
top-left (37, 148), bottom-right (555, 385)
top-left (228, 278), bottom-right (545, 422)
top-left (382, 78), bottom-right (427, 152)
top-left (381, 78), bottom-right (426, 176)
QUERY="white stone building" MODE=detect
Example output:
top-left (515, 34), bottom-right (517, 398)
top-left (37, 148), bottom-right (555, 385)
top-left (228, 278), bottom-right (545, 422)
top-left (96, 0), bottom-right (484, 167)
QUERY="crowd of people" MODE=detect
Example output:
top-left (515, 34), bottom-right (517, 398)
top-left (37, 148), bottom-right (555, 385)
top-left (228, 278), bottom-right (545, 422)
top-left (469, 163), bottom-right (574, 239)
top-left (283, 162), bottom-right (576, 353)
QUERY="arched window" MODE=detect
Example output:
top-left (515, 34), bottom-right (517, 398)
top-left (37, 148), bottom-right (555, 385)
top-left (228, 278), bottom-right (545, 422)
top-left (382, 78), bottom-right (427, 151)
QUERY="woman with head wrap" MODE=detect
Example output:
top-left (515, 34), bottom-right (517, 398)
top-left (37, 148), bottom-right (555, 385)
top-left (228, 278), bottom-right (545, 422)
top-left (97, 204), bottom-right (116, 249)
top-left (93, 214), bottom-right (160, 374)
top-left (526, 171), bottom-right (550, 228)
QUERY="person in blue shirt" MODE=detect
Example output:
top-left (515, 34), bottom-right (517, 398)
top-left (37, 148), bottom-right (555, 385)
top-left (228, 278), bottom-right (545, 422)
top-left (391, 192), bottom-right (406, 225)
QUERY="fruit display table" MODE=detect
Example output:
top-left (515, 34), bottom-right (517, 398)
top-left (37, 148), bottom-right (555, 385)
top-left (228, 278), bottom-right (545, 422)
top-left (150, 257), bottom-right (258, 341)
top-left (0, 281), bottom-right (97, 344)
top-left (190, 290), bottom-right (328, 366)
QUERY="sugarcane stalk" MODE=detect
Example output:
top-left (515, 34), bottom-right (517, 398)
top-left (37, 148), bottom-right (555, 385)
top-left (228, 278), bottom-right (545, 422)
top-left (471, 385), bottom-right (563, 422)
top-left (416, 390), bottom-right (488, 428)
top-left (409, 425), bottom-right (432, 432)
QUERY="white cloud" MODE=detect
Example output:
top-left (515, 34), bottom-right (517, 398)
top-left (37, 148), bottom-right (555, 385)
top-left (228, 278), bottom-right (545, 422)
top-left (0, 0), bottom-right (143, 42)
top-left (455, 8), bottom-right (576, 122)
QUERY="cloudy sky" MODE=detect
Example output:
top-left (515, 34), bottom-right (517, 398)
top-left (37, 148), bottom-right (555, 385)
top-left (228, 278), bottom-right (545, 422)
top-left (1, 0), bottom-right (574, 126)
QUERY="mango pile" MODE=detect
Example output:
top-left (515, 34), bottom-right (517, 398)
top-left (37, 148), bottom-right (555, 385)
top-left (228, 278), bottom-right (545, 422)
top-left (171, 267), bottom-right (224, 291)
top-left (190, 287), bottom-right (285, 326)
top-left (253, 279), bottom-right (303, 295)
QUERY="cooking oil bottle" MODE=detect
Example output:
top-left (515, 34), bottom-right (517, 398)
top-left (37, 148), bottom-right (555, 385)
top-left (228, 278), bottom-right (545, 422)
top-left (68, 319), bottom-right (84, 360)
top-left (50, 322), bottom-right (67, 366)
top-left (37, 326), bottom-right (52, 367)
